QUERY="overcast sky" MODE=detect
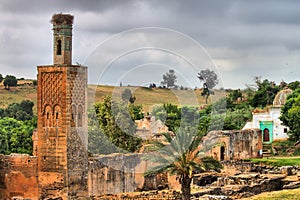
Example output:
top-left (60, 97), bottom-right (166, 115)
top-left (0, 0), bottom-right (300, 89)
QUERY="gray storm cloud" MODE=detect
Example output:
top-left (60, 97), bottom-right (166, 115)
top-left (0, 0), bottom-right (299, 88)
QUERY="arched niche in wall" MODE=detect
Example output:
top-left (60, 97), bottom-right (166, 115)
top-left (77, 104), bottom-right (83, 127)
top-left (71, 104), bottom-right (76, 127)
top-left (44, 105), bottom-right (52, 127)
top-left (53, 105), bottom-right (62, 127)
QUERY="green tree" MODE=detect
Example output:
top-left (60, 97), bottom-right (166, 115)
top-left (121, 88), bottom-right (136, 104)
top-left (32, 80), bottom-right (37, 86)
top-left (88, 108), bottom-right (121, 155)
top-left (250, 77), bottom-right (279, 108)
top-left (228, 89), bottom-right (243, 102)
top-left (151, 103), bottom-right (181, 132)
top-left (3, 75), bottom-right (17, 89)
top-left (280, 88), bottom-right (300, 141)
top-left (94, 96), bottom-right (142, 152)
top-left (0, 74), bottom-right (3, 83)
top-left (0, 117), bottom-right (35, 155)
top-left (1, 100), bottom-right (34, 121)
top-left (198, 69), bottom-right (218, 104)
top-left (129, 104), bottom-right (144, 120)
top-left (161, 69), bottom-right (177, 88)
top-left (144, 129), bottom-right (222, 200)
top-left (288, 81), bottom-right (300, 90)
top-left (197, 69), bottom-right (219, 89)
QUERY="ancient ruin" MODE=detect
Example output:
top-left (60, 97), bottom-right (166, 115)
top-left (1, 14), bottom-right (299, 200)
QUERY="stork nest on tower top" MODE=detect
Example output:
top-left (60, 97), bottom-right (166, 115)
top-left (51, 13), bottom-right (73, 25)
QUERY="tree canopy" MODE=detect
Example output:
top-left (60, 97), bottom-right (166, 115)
top-left (0, 100), bottom-right (36, 155)
top-left (161, 69), bottom-right (177, 88)
top-left (197, 69), bottom-right (218, 89)
top-left (3, 75), bottom-right (17, 89)
top-left (0, 100), bottom-right (34, 121)
top-left (94, 96), bottom-right (142, 152)
top-left (280, 88), bottom-right (300, 141)
top-left (250, 77), bottom-right (279, 108)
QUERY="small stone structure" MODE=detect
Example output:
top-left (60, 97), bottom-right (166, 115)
top-left (201, 129), bottom-right (263, 161)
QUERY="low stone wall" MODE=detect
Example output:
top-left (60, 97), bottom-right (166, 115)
top-left (88, 153), bottom-right (168, 197)
top-left (0, 154), bottom-right (38, 200)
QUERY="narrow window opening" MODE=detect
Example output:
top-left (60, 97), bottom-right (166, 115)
top-left (47, 112), bottom-right (49, 119)
top-left (78, 113), bottom-right (82, 127)
top-left (56, 112), bottom-right (59, 119)
top-left (57, 40), bottom-right (62, 55)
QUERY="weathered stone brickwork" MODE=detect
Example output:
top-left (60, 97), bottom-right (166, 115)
top-left (201, 129), bottom-right (263, 161)
top-left (88, 154), bottom-right (168, 197)
top-left (0, 154), bottom-right (38, 200)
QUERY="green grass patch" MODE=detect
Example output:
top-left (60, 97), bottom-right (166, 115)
top-left (243, 188), bottom-right (300, 200)
top-left (249, 157), bottom-right (300, 167)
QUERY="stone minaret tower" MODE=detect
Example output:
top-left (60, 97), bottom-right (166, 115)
top-left (37, 14), bottom-right (88, 199)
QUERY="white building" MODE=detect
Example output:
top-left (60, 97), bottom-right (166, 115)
top-left (243, 88), bottom-right (293, 144)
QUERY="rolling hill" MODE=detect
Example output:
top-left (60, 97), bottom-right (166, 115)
top-left (0, 84), bottom-right (226, 113)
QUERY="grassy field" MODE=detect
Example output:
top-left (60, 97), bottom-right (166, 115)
top-left (250, 156), bottom-right (300, 167)
top-left (0, 84), bottom-right (227, 113)
top-left (91, 85), bottom-right (226, 111)
top-left (242, 188), bottom-right (300, 200)
top-left (0, 85), bottom-right (37, 111)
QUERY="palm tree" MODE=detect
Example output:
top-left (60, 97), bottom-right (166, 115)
top-left (143, 128), bottom-right (222, 200)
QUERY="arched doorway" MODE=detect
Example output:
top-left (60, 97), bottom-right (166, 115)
top-left (263, 128), bottom-right (270, 142)
top-left (220, 146), bottom-right (225, 161)
top-left (260, 121), bottom-right (273, 144)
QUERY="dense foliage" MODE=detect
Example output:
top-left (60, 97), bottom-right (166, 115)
top-left (248, 78), bottom-right (280, 108)
top-left (0, 100), bottom-right (36, 155)
top-left (280, 88), bottom-right (300, 141)
top-left (3, 75), bottom-right (18, 89)
top-left (151, 98), bottom-right (252, 137)
top-left (88, 108), bottom-right (121, 155)
top-left (93, 96), bottom-right (142, 153)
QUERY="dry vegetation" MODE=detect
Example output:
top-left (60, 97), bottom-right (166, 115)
top-left (90, 85), bottom-right (227, 112)
top-left (0, 83), bottom-right (227, 114)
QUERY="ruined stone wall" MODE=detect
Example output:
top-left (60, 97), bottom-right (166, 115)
top-left (88, 154), bottom-right (168, 197)
top-left (202, 129), bottom-right (263, 161)
top-left (0, 154), bottom-right (38, 200)
top-left (89, 154), bottom-right (145, 197)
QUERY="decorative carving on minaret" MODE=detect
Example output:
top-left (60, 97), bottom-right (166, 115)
top-left (41, 72), bottom-right (63, 115)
